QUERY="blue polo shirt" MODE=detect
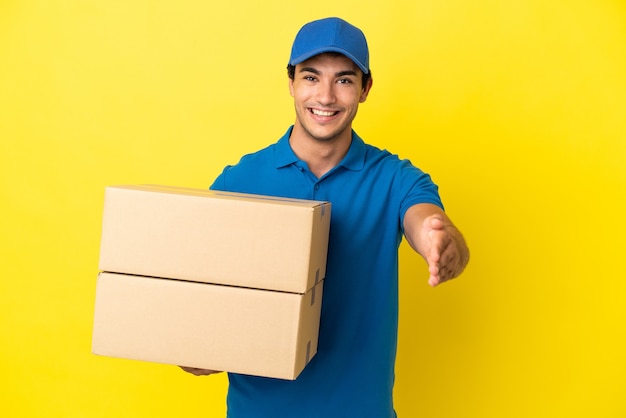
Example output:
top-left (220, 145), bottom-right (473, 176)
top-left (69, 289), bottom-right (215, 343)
top-left (210, 127), bottom-right (442, 418)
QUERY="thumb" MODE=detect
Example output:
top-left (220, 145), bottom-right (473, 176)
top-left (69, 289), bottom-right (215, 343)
top-left (426, 214), bottom-right (445, 231)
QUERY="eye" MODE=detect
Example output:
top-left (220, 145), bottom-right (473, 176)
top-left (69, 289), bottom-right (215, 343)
top-left (337, 78), bottom-right (353, 84)
top-left (303, 75), bottom-right (317, 82)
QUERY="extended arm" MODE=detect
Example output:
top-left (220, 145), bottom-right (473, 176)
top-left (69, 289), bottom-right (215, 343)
top-left (403, 203), bottom-right (469, 286)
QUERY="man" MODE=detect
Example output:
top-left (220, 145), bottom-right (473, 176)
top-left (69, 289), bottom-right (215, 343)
top-left (182, 17), bottom-right (469, 417)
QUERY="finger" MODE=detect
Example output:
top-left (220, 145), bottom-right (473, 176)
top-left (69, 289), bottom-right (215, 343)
top-left (440, 238), bottom-right (464, 277)
top-left (427, 259), bottom-right (442, 286)
top-left (427, 229), bottom-right (451, 265)
top-left (180, 366), bottom-right (202, 375)
top-left (179, 366), bottom-right (221, 376)
top-left (428, 273), bottom-right (441, 287)
top-left (438, 244), bottom-right (457, 271)
top-left (425, 240), bottom-right (443, 286)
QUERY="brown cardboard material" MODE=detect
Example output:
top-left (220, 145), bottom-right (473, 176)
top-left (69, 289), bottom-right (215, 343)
top-left (98, 185), bottom-right (331, 294)
top-left (92, 272), bottom-right (323, 380)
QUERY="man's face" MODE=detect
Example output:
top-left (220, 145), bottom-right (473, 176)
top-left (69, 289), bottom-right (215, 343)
top-left (289, 53), bottom-right (372, 144)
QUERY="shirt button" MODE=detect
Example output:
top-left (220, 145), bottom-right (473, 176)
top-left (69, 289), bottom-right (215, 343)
top-left (314, 184), bottom-right (320, 191)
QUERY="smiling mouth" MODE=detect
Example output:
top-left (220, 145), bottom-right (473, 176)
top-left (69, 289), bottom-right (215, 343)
top-left (309, 108), bottom-right (339, 117)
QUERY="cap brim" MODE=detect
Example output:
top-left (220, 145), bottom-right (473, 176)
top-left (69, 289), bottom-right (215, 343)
top-left (289, 47), bottom-right (369, 74)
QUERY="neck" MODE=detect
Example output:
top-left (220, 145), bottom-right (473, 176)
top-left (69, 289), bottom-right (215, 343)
top-left (289, 124), bottom-right (352, 178)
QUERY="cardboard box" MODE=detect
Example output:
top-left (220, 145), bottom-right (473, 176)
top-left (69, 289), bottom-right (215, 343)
top-left (92, 272), bottom-right (323, 380)
top-left (98, 185), bottom-right (331, 293)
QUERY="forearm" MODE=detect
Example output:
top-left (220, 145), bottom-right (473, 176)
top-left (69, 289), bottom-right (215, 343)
top-left (403, 203), bottom-right (447, 256)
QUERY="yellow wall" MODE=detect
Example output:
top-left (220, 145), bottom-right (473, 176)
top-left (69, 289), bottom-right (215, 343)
top-left (1, 1), bottom-right (625, 417)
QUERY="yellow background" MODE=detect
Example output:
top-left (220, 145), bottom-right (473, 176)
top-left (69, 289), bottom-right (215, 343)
top-left (1, 1), bottom-right (625, 417)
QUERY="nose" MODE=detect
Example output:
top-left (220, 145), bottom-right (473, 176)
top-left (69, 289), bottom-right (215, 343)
top-left (315, 80), bottom-right (336, 105)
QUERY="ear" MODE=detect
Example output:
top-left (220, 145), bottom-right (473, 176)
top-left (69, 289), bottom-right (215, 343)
top-left (359, 76), bottom-right (373, 103)
top-left (289, 78), bottom-right (295, 97)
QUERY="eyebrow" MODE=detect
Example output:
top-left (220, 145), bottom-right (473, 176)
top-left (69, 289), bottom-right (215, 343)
top-left (299, 67), bottom-right (358, 78)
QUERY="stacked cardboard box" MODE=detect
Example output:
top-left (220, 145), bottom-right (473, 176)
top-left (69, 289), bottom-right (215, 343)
top-left (92, 185), bottom-right (331, 380)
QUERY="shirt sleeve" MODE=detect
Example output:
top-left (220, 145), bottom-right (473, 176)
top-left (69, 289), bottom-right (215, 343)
top-left (209, 166), bottom-right (232, 191)
top-left (397, 159), bottom-right (444, 231)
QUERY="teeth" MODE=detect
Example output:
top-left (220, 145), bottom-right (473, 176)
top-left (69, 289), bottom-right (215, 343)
top-left (311, 109), bottom-right (337, 117)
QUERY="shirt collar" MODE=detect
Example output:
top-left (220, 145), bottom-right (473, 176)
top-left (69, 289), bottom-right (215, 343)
top-left (274, 126), bottom-right (300, 168)
top-left (274, 126), bottom-right (366, 171)
top-left (339, 130), bottom-right (366, 171)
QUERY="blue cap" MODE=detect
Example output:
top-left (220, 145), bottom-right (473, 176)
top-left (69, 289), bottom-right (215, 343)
top-left (289, 17), bottom-right (370, 74)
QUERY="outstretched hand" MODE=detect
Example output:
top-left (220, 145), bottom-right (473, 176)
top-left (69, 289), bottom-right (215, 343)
top-left (404, 204), bottom-right (469, 287)
top-left (421, 214), bottom-right (467, 286)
